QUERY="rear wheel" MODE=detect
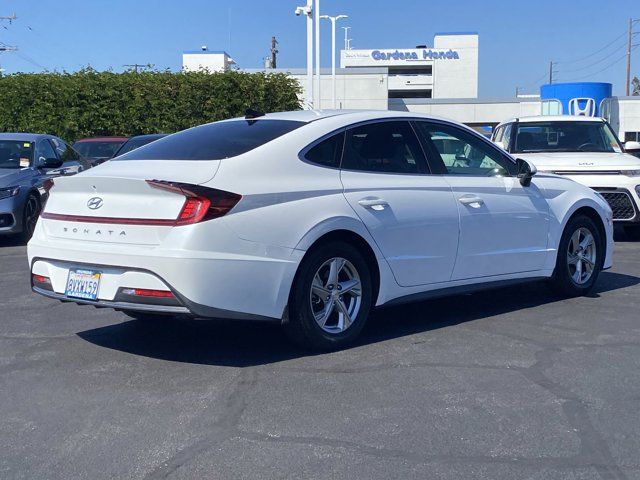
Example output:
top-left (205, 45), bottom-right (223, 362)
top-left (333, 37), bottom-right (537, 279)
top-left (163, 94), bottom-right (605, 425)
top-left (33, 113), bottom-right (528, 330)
top-left (19, 193), bottom-right (40, 242)
top-left (549, 215), bottom-right (603, 297)
top-left (284, 241), bottom-right (373, 350)
top-left (623, 226), bottom-right (640, 241)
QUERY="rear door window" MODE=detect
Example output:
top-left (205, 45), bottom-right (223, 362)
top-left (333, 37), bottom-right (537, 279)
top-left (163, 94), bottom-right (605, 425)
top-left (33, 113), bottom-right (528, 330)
top-left (118, 120), bottom-right (305, 161)
top-left (303, 131), bottom-right (344, 168)
top-left (341, 121), bottom-right (428, 174)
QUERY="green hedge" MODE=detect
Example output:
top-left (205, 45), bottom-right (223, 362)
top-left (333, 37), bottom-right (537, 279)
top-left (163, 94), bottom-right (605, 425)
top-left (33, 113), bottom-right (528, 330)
top-left (0, 69), bottom-right (302, 141)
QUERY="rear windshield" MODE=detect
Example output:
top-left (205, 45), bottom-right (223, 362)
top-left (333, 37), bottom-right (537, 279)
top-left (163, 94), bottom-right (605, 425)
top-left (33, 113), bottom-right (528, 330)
top-left (73, 140), bottom-right (124, 159)
top-left (117, 120), bottom-right (305, 161)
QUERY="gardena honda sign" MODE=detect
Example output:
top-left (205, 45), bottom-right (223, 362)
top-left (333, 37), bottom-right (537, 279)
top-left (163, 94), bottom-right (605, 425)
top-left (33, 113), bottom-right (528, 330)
top-left (371, 49), bottom-right (460, 61)
top-left (341, 47), bottom-right (462, 68)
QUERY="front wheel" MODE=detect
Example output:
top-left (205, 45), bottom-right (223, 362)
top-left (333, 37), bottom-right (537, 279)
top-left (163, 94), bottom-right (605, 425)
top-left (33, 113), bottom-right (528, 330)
top-left (549, 215), bottom-right (603, 297)
top-left (19, 193), bottom-right (40, 243)
top-left (284, 241), bottom-right (373, 350)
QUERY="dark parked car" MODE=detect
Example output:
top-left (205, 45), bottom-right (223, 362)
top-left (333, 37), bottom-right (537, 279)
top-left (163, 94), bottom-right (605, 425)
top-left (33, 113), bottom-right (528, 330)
top-left (72, 136), bottom-right (128, 165)
top-left (113, 134), bottom-right (167, 157)
top-left (0, 133), bottom-right (89, 241)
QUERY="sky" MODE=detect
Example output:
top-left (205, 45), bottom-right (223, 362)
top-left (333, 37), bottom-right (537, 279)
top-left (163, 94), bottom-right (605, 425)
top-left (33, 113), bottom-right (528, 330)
top-left (0, 0), bottom-right (638, 97)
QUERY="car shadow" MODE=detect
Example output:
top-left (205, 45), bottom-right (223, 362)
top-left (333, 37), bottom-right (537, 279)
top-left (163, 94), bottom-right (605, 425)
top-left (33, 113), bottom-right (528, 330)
top-left (0, 235), bottom-right (26, 247)
top-left (77, 270), bottom-right (640, 367)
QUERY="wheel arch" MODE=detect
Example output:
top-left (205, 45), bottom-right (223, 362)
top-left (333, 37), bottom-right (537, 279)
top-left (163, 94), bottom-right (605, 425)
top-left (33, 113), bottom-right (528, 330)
top-left (294, 227), bottom-right (382, 307)
top-left (556, 201), bottom-right (609, 267)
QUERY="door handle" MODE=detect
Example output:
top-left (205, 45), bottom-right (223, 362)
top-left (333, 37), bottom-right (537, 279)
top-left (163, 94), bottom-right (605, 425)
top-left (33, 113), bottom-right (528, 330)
top-left (458, 195), bottom-right (485, 207)
top-left (358, 198), bottom-right (388, 210)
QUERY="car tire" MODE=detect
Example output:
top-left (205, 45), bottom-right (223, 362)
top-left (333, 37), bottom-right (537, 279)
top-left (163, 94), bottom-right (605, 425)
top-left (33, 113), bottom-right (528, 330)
top-left (623, 226), bottom-right (640, 241)
top-left (284, 241), bottom-right (373, 351)
top-left (549, 215), bottom-right (604, 297)
top-left (19, 193), bottom-right (41, 243)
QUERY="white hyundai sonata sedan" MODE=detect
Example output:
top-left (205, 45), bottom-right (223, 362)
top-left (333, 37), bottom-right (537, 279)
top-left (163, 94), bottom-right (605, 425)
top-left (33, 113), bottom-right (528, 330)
top-left (28, 110), bottom-right (614, 349)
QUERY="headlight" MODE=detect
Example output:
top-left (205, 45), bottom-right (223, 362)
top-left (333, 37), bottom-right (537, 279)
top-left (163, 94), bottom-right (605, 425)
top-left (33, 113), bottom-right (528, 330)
top-left (0, 186), bottom-right (20, 200)
top-left (621, 170), bottom-right (640, 177)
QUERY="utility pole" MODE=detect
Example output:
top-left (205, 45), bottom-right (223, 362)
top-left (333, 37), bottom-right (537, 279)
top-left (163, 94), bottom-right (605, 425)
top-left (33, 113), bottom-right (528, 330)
top-left (0, 13), bottom-right (17, 76)
top-left (123, 63), bottom-right (145, 73)
top-left (625, 18), bottom-right (640, 95)
top-left (342, 26), bottom-right (351, 51)
top-left (549, 61), bottom-right (555, 84)
top-left (270, 36), bottom-right (278, 69)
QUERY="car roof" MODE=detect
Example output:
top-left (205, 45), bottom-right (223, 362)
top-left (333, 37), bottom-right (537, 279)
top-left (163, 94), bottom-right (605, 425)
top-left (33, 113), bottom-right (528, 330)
top-left (0, 132), bottom-right (57, 142)
top-left (127, 134), bottom-right (166, 140)
top-left (499, 115), bottom-right (606, 125)
top-left (228, 109), bottom-right (460, 125)
top-left (74, 136), bottom-right (128, 143)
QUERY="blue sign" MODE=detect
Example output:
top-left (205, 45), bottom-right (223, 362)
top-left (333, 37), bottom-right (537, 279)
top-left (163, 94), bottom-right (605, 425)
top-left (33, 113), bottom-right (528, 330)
top-left (371, 49), bottom-right (459, 61)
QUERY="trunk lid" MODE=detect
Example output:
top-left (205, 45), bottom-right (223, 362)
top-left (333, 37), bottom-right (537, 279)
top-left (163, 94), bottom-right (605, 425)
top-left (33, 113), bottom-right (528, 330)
top-left (40, 159), bottom-right (221, 246)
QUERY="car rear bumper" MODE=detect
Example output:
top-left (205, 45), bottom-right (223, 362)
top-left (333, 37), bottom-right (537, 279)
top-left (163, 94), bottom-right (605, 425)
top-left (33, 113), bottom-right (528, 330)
top-left (28, 224), bottom-right (304, 321)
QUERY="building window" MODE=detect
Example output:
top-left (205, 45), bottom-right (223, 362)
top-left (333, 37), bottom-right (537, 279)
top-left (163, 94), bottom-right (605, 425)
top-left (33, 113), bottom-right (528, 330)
top-left (388, 89), bottom-right (432, 99)
top-left (388, 66), bottom-right (433, 76)
top-left (625, 132), bottom-right (640, 142)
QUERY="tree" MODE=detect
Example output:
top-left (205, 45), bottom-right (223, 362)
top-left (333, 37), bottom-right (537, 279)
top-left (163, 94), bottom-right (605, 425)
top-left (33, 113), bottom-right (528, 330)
top-left (0, 69), bottom-right (302, 141)
top-left (633, 76), bottom-right (640, 96)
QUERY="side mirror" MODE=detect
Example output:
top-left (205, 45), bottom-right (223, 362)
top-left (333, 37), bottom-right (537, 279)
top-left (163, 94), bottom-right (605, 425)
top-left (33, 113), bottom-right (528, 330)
top-left (624, 141), bottom-right (640, 153)
top-left (39, 156), bottom-right (63, 169)
top-left (493, 140), bottom-right (506, 150)
top-left (516, 158), bottom-right (537, 187)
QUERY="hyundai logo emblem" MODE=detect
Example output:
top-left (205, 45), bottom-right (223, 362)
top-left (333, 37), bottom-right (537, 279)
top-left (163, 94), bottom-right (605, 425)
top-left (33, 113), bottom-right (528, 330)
top-left (87, 197), bottom-right (104, 210)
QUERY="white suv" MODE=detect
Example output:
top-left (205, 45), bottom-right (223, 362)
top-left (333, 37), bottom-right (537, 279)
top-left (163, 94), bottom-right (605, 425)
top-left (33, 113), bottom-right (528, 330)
top-left (493, 115), bottom-right (640, 239)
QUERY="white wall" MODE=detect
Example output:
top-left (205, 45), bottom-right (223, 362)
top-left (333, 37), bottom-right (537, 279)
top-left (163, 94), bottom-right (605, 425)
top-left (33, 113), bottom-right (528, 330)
top-left (617, 98), bottom-right (640, 141)
top-left (391, 99), bottom-right (540, 124)
top-left (182, 52), bottom-right (234, 72)
top-left (432, 34), bottom-right (478, 99)
top-left (288, 69), bottom-right (389, 110)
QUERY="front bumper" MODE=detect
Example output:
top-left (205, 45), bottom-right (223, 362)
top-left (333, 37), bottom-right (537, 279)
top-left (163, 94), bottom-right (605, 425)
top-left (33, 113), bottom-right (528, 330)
top-left (0, 195), bottom-right (23, 234)
top-left (559, 174), bottom-right (640, 223)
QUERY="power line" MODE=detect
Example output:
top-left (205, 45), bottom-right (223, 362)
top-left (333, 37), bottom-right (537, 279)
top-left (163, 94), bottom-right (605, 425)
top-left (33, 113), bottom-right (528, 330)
top-left (556, 30), bottom-right (628, 64)
top-left (559, 47), bottom-right (637, 82)
top-left (556, 40), bottom-right (628, 74)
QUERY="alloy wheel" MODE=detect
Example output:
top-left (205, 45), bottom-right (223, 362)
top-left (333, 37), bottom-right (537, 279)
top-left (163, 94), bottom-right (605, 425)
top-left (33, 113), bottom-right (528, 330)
top-left (309, 257), bottom-right (362, 334)
top-left (567, 227), bottom-right (596, 285)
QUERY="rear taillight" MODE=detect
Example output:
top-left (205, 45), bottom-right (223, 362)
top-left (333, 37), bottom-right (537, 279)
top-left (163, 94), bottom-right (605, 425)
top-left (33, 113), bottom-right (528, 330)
top-left (146, 180), bottom-right (241, 225)
top-left (41, 179), bottom-right (54, 194)
top-left (121, 288), bottom-right (174, 298)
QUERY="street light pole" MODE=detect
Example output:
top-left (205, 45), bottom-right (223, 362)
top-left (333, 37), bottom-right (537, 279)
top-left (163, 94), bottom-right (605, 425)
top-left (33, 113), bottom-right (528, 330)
top-left (314, 0), bottom-right (321, 109)
top-left (295, 1), bottom-right (314, 108)
top-left (320, 14), bottom-right (348, 109)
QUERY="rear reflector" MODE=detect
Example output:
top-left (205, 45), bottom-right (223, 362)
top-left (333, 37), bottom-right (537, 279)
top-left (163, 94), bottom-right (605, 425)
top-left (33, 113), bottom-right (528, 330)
top-left (121, 288), bottom-right (174, 298)
top-left (32, 274), bottom-right (51, 285)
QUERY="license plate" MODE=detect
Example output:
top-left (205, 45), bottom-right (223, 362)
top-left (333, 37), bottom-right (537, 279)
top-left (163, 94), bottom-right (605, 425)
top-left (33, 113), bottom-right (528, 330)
top-left (65, 269), bottom-right (101, 300)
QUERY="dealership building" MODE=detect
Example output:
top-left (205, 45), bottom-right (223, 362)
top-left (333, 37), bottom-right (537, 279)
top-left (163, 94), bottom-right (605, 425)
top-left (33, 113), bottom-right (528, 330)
top-left (182, 33), bottom-right (640, 142)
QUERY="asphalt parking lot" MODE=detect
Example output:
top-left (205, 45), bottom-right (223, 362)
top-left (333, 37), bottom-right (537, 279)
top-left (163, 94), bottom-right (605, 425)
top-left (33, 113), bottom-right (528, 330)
top-left (1, 234), bottom-right (640, 480)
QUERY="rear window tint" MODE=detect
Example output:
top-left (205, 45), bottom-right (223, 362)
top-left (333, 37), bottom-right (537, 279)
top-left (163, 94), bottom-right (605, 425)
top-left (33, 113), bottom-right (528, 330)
top-left (117, 120), bottom-right (305, 161)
